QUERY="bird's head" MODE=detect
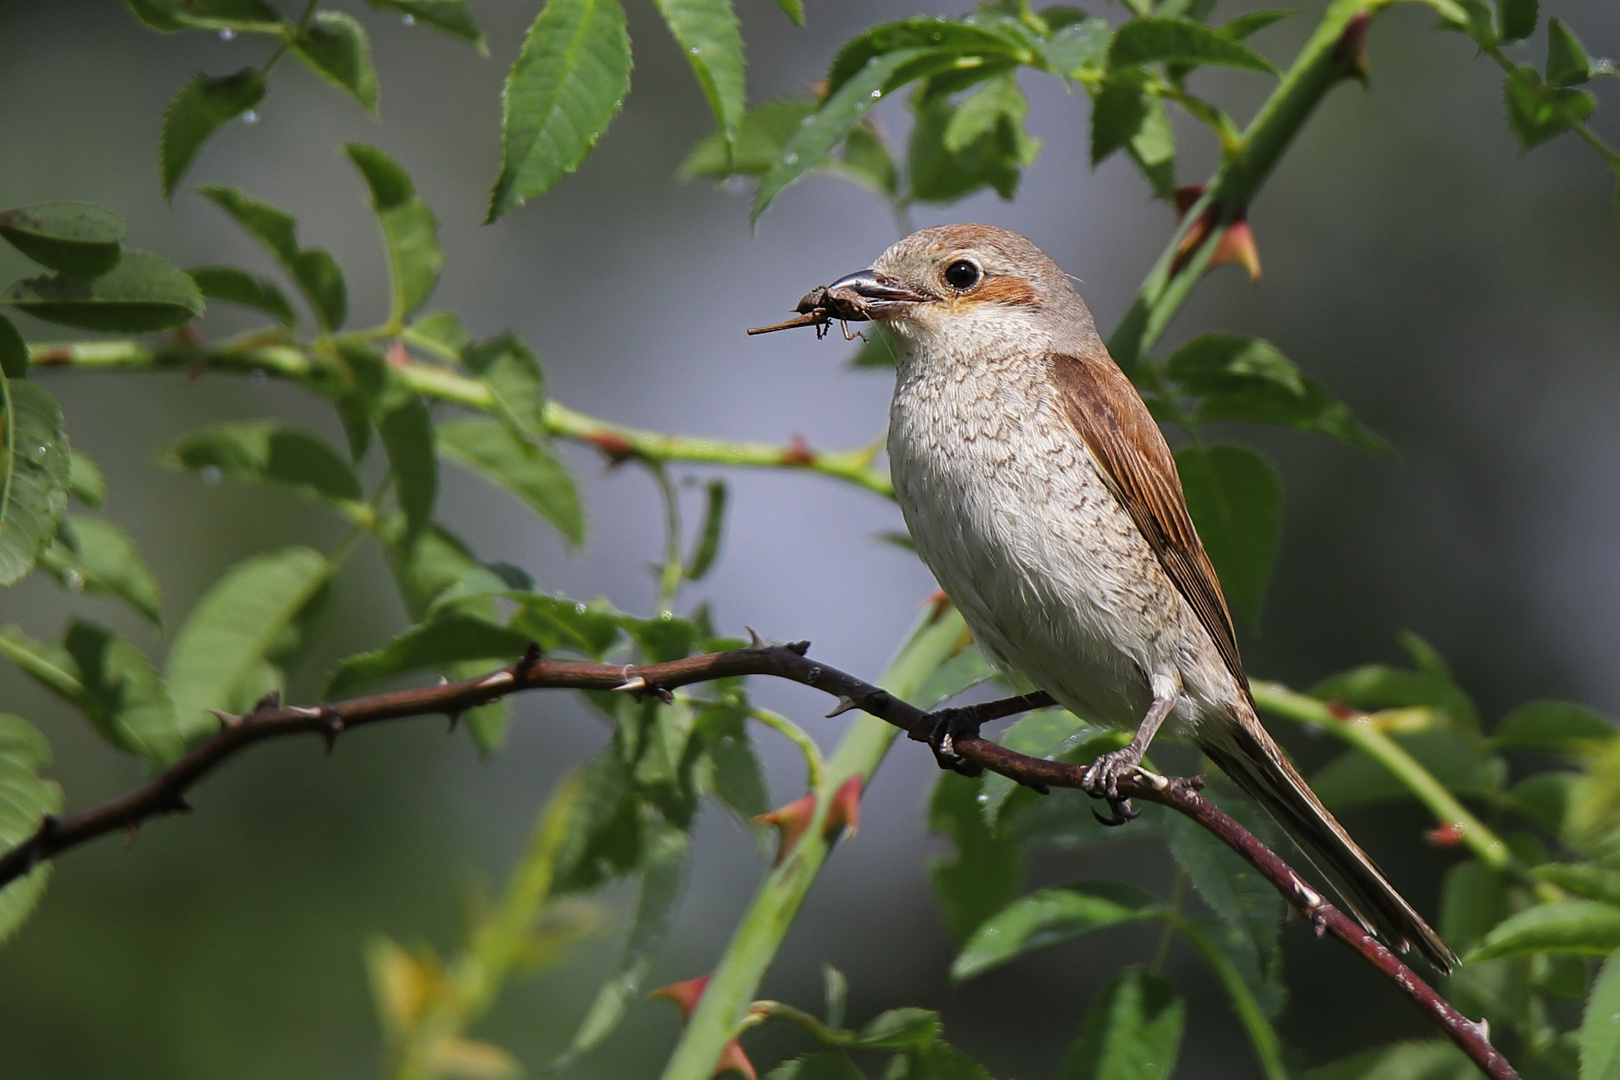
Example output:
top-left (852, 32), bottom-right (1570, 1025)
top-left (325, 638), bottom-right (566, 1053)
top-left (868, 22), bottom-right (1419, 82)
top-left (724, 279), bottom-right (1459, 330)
top-left (823, 224), bottom-right (1100, 360)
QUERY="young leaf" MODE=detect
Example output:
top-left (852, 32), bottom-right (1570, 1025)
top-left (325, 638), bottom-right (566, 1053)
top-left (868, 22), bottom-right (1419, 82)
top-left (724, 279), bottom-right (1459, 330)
top-left (1090, 84), bottom-right (1150, 167)
top-left (1491, 700), bottom-right (1616, 752)
top-left (0, 203), bottom-right (125, 276)
top-left (40, 516), bottom-right (164, 625)
top-left (1059, 965), bottom-right (1184, 1080)
top-left (365, 0), bottom-right (486, 50)
top-left (752, 48), bottom-right (931, 224)
top-left (1164, 813), bottom-right (1283, 972)
top-left (1496, 0), bottom-right (1537, 43)
top-left (825, 19), bottom-right (1031, 96)
top-left (852, 1008), bottom-right (943, 1049)
top-left (188, 265), bottom-right (296, 325)
top-left (0, 714), bottom-right (60, 945)
top-left (126, 0), bottom-right (282, 32)
top-left (2, 250), bottom-right (204, 332)
top-left (952, 882), bottom-right (1162, 980)
top-left (1546, 19), bottom-right (1592, 87)
top-left (1127, 96), bottom-right (1177, 198)
top-left (931, 772), bottom-right (1025, 943)
top-left (323, 608), bottom-right (531, 697)
top-left (1583, 952), bottom-right (1620, 1080)
top-left (437, 418), bottom-right (583, 545)
top-left (653, 0), bottom-right (746, 148)
top-left (1503, 65), bottom-right (1596, 151)
top-left (1039, 17), bottom-right (1112, 77)
top-left (684, 479), bottom-right (726, 580)
top-left (1220, 11), bottom-right (1293, 40)
top-left (66, 449), bottom-right (106, 508)
top-left (199, 186), bottom-right (347, 330)
top-left (1467, 899), bottom-right (1620, 961)
top-left (488, 0), bottom-right (632, 222)
top-left (292, 11), bottom-right (379, 114)
top-left (1108, 17), bottom-right (1276, 74)
top-left (1166, 333), bottom-right (1303, 396)
top-left (1174, 445), bottom-right (1280, 623)
top-left (160, 70), bottom-right (266, 199)
top-left (166, 420), bottom-right (366, 513)
top-left (378, 392), bottom-right (438, 539)
top-left (679, 99), bottom-right (814, 180)
top-left (343, 144), bottom-right (442, 323)
top-left (1304, 1041), bottom-right (1475, 1080)
top-left (823, 965), bottom-right (848, 1030)
top-left (0, 379), bottom-right (70, 586)
top-left (165, 547), bottom-right (332, 738)
top-left (406, 309), bottom-right (472, 357)
top-left (462, 332), bottom-right (548, 439)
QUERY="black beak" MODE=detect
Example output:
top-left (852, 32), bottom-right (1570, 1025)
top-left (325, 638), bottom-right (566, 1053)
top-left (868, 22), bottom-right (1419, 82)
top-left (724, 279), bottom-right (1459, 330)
top-left (796, 268), bottom-right (931, 321)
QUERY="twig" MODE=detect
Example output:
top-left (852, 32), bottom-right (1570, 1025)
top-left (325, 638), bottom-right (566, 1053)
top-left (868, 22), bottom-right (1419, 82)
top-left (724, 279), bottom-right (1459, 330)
top-left (0, 641), bottom-right (1514, 1079)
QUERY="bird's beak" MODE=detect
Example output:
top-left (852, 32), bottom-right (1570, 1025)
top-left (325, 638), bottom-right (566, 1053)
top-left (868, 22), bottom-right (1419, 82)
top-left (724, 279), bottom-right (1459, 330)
top-left (805, 268), bottom-right (931, 321)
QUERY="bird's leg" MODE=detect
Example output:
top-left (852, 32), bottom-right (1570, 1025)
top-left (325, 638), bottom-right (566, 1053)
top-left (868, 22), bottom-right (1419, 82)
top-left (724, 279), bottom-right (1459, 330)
top-left (912, 691), bottom-right (1058, 777)
top-left (1083, 675), bottom-right (1178, 826)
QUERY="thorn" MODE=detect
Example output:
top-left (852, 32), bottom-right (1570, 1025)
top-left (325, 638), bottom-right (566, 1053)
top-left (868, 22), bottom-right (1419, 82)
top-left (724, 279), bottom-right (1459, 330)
top-left (478, 670), bottom-right (515, 690)
top-left (614, 675), bottom-right (649, 694)
top-left (652, 686), bottom-right (675, 705)
top-left (583, 430), bottom-right (637, 465)
top-left (288, 705), bottom-right (324, 719)
top-left (1335, 10), bottom-right (1371, 85)
top-left (124, 823), bottom-right (140, 850)
top-left (1188, 774), bottom-right (1207, 791)
top-left (752, 793), bottom-right (817, 865)
top-left (922, 590), bottom-right (952, 623)
top-left (785, 640), bottom-right (810, 656)
top-left (163, 793), bottom-right (193, 815)
top-left (1468, 1016), bottom-right (1491, 1041)
top-left (745, 626), bottom-right (765, 649)
top-left (781, 434), bottom-right (817, 467)
top-left (1213, 219), bottom-right (1261, 283)
top-left (210, 708), bottom-right (242, 730)
top-left (650, 974), bottom-right (711, 1019)
top-left (1137, 769), bottom-right (1170, 792)
top-left (320, 709), bottom-right (345, 755)
top-left (446, 712), bottom-right (461, 733)
top-left (437, 674), bottom-right (451, 686)
top-left (825, 775), bottom-right (863, 840)
top-left (825, 695), bottom-right (859, 718)
top-left (252, 690), bottom-right (281, 714)
top-left (520, 641), bottom-right (543, 674)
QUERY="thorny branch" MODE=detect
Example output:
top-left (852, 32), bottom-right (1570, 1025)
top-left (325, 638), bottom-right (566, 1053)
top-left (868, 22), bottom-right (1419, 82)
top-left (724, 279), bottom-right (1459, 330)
top-left (0, 639), bottom-right (1514, 1079)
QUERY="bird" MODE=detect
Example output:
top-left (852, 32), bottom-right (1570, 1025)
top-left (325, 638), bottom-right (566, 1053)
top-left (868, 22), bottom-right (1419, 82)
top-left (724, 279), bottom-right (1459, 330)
top-left (804, 223), bottom-right (1456, 972)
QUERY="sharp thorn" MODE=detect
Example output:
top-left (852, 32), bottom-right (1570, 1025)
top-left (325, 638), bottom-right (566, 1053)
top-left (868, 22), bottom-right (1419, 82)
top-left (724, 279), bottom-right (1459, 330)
top-left (785, 640), bottom-right (811, 655)
top-left (653, 686), bottom-right (675, 705)
top-left (209, 708), bottom-right (242, 729)
top-left (252, 690), bottom-right (281, 713)
top-left (446, 712), bottom-right (461, 733)
top-left (124, 823), bottom-right (140, 850)
top-left (614, 675), bottom-right (649, 694)
top-left (288, 705), bottom-right (324, 719)
top-left (745, 626), bottom-right (765, 649)
top-left (825, 695), bottom-right (859, 718)
top-left (437, 674), bottom-right (451, 686)
top-left (478, 670), bottom-right (515, 690)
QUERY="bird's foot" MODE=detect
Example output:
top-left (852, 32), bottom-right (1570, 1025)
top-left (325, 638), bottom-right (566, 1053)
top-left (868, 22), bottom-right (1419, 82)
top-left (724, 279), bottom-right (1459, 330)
top-left (917, 707), bottom-right (985, 777)
top-left (1082, 747), bottom-right (1143, 827)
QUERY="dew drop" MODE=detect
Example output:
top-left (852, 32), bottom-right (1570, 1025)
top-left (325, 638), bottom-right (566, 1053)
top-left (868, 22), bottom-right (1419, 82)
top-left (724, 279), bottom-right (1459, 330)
top-left (64, 570), bottom-right (85, 592)
top-left (242, 109), bottom-right (259, 125)
top-left (575, 602), bottom-right (588, 614)
top-left (782, 152), bottom-right (799, 165)
top-left (219, 27), bottom-right (235, 41)
top-left (401, 12), bottom-right (415, 25)
top-left (659, 610), bottom-right (674, 622)
top-left (975, 793), bottom-right (989, 804)
top-left (201, 465), bottom-right (223, 486)
top-left (689, 45), bottom-right (701, 55)
top-left (35, 445), bottom-right (48, 459)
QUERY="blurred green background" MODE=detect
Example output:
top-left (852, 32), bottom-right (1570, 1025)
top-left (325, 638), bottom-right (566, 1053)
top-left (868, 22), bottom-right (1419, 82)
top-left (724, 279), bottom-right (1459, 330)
top-left (0, 0), bottom-right (1616, 1076)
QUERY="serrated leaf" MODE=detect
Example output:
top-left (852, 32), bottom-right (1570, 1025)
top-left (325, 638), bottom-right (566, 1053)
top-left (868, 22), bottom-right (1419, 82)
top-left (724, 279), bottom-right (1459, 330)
top-left (165, 419), bottom-right (366, 513)
top-left (488, 0), bottom-right (632, 222)
top-left (765, 1054), bottom-right (851, 1080)
top-left (438, 418), bottom-right (582, 546)
top-left (683, 479), bottom-right (726, 580)
top-left (324, 608), bottom-right (531, 697)
top-left (1059, 965), bottom-right (1183, 1080)
top-left (952, 882), bottom-right (1161, 980)
top-left (0, 378), bottom-right (69, 586)
top-left (654, 0), bottom-right (745, 148)
top-left (509, 595), bottom-right (626, 661)
top-left (1303, 1041), bottom-right (1475, 1080)
top-left (344, 144), bottom-right (441, 323)
top-left (1440, 860), bottom-right (1509, 955)
top-left (0, 713), bottom-right (59, 945)
top-left (1039, 17), bottom-right (1111, 77)
top-left (0, 203), bottom-right (125, 276)
top-left (462, 332), bottom-right (547, 439)
top-left (1193, 373), bottom-right (1389, 453)
top-left (945, 74), bottom-right (1024, 152)
top-left (188, 265), bottom-right (295, 325)
top-left (125, 0), bottom-right (282, 31)
top-left (705, 717), bottom-right (768, 822)
top-left (382, 519), bottom-right (481, 619)
top-left (1109, 17), bottom-right (1276, 74)
top-left (679, 98), bottom-right (814, 180)
top-left (406, 310), bottom-right (471, 357)
top-left (66, 450), bottom-right (105, 508)
top-left (1467, 899), bottom-right (1620, 961)
top-left (2, 250), bottom-right (203, 333)
top-left (166, 547), bottom-right (331, 738)
top-left (1496, 0), bottom-right (1537, 43)
top-left (40, 516), bottom-right (163, 625)
top-left (931, 771), bottom-right (1025, 943)
top-left (160, 70), bottom-right (265, 198)
top-left (1164, 813), bottom-right (1282, 973)
top-left (1090, 83), bottom-right (1150, 167)
top-left (1534, 863), bottom-right (1620, 907)
top-left (1504, 65), bottom-right (1595, 151)
top-left (1584, 952), bottom-right (1620, 1080)
top-left (365, 0), bottom-right (485, 49)
top-left (910, 87), bottom-right (1035, 204)
top-left (293, 11), bottom-right (378, 114)
top-left (853, 1008), bottom-right (942, 1049)
top-left (886, 1040), bottom-right (996, 1080)
top-left (1311, 640), bottom-right (1478, 728)
top-left (1546, 18), bottom-right (1592, 87)
top-left (1174, 444), bottom-right (1279, 623)
top-left (378, 392), bottom-right (437, 539)
top-left (552, 750), bottom-right (644, 893)
top-left (1167, 333), bottom-right (1304, 396)
top-left (826, 19), bottom-right (1031, 96)
top-left (1220, 11), bottom-right (1293, 40)
top-left (199, 187), bottom-right (346, 330)
top-left (1492, 700), bottom-right (1616, 752)
top-left (752, 48), bottom-right (930, 224)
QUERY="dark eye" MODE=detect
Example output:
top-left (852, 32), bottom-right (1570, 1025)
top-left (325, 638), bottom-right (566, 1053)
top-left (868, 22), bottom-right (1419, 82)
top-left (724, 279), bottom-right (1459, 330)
top-left (943, 260), bottom-right (981, 290)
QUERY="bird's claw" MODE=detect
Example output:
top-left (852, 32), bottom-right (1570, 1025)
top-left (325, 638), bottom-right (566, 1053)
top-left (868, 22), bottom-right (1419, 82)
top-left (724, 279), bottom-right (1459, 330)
top-left (919, 707), bottom-right (984, 777)
top-left (1082, 747), bottom-right (1143, 826)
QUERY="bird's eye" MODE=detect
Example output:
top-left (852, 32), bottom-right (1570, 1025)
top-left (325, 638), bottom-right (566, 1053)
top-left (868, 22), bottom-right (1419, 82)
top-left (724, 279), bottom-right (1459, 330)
top-left (943, 260), bottom-right (981, 290)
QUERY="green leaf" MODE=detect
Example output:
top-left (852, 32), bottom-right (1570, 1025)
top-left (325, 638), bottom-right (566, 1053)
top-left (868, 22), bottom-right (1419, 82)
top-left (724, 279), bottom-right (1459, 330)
top-left (166, 547), bottom-right (332, 738)
top-left (1534, 863), bottom-right (1620, 907)
top-left (324, 608), bottom-right (531, 697)
top-left (0, 714), bottom-right (61, 945)
top-left (701, 706), bottom-right (768, 822)
top-left (1504, 65), bottom-right (1596, 151)
top-left (1090, 84), bottom-right (1149, 167)
top-left (680, 99), bottom-right (815, 180)
top-left (1496, 0), bottom-right (1537, 43)
top-left (823, 964), bottom-right (848, 1030)
top-left (509, 594), bottom-right (633, 660)
top-left (365, 0), bottom-right (486, 50)
top-left (125, 0), bottom-right (282, 31)
top-left (552, 750), bottom-right (644, 893)
top-left (931, 771), bottom-right (1025, 943)
top-left (0, 379), bottom-right (70, 585)
top-left (1493, 700), bottom-right (1616, 752)
top-left (765, 1054), bottom-right (853, 1080)
top-left (1220, 11), bottom-right (1293, 40)
top-left (1546, 19), bottom-right (1592, 87)
top-left (0, 316), bottom-right (25, 380)
top-left (166, 420), bottom-right (365, 513)
top-left (438, 418), bottom-right (583, 546)
top-left (653, 0), bottom-right (745, 147)
top-left (160, 70), bottom-right (265, 199)
top-left (188, 265), bottom-right (295, 326)
top-left (952, 882), bottom-right (1161, 980)
top-left (771, 0), bottom-right (802, 26)
top-left (885, 1040), bottom-right (996, 1080)
top-left (39, 516), bottom-right (163, 625)
top-left (406, 309), bottom-right (471, 357)
top-left (1304, 1041), bottom-right (1475, 1080)
top-left (1126, 95), bottom-right (1176, 199)
top-left (2, 250), bottom-right (204, 333)
top-left (1108, 17), bottom-right (1276, 74)
top-left (378, 392), bottom-right (437, 539)
top-left (1039, 17), bottom-right (1112, 77)
top-left (1164, 812), bottom-right (1283, 973)
top-left (826, 19), bottom-right (1030, 96)
top-left (1059, 965), bottom-right (1183, 1080)
top-left (462, 332), bottom-right (548, 440)
top-left (752, 48), bottom-right (931, 224)
top-left (1313, 633), bottom-right (1478, 727)
top-left (383, 520), bottom-right (481, 619)
top-left (344, 144), bottom-right (442, 323)
top-left (909, 85), bottom-right (1038, 204)
top-left (1454, 0), bottom-right (1499, 44)
top-left (1439, 860), bottom-right (1509, 955)
top-left (1467, 899), bottom-right (1620, 961)
top-left (1508, 771), bottom-right (1574, 833)
top-left (945, 74), bottom-right (1025, 152)
top-left (293, 11), bottom-right (378, 114)
top-left (199, 187), bottom-right (346, 330)
top-left (1166, 333), bottom-right (1303, 397)
top-left (683, 479), bottom-right (726, 580)
top-left (853, 1008), bottom-right (942, 1049)
top-left (1584, 952), bottom-right (1620, 1080)
top-left (1310, 729), bottom-right (1500, 808)
top-left (1174, 445), bottom-right (1279, 623)
top-left (488, 0), bottom-right (632, 222)
top-left (66, 450), bottom-right (105, 508)
top-left (0, 203), bottom-right (125, 276)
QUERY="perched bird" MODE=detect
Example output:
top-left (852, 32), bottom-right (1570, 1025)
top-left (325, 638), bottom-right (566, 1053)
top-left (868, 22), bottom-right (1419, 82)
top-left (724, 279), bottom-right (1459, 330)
top-left (810, 223), bottom-right (1455, 972)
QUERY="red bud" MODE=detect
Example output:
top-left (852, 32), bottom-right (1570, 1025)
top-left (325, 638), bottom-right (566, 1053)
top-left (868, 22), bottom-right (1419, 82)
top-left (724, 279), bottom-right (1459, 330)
top-left (825, 775), bottom-right (864, 841)
top-left (386, 339), bottom-right (411, 369)
top-left (752, 792), bottom-right (817, 865)
top-left (1326, 701), bottom-right (1356, 720)
top-left (583, 430), bottom-right (636, 463)
top-left (1425, 823), bottom-right (1465, 847)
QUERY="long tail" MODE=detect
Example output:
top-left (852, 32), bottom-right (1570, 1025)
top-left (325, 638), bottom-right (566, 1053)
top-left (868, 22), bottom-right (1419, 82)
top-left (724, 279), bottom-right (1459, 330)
top-left (1196, 704), bottom-right (1458, 973)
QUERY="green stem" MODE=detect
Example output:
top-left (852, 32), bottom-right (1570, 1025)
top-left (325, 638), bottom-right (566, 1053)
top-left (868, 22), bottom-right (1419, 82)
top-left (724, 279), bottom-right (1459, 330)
top-left (27, 338), bottom-right (894, 496)
top-left (1172, 916), bottom-right (1287, 1080)
top-left (1251, 680), bottom-right (1562, 902)
top-left (649, 463), bottom-right (685, 613)
top-left (748, 706), bottom-right (827, 791)
top-left (658, 610), bottom-right (968, 1080)
top-left (1478, 42), bottom-right (1620, 167)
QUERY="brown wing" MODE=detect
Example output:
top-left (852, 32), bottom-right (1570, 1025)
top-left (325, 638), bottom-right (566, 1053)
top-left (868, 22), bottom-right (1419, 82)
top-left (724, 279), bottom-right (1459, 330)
top-left (1050, 351), bottom-right (1248, 696)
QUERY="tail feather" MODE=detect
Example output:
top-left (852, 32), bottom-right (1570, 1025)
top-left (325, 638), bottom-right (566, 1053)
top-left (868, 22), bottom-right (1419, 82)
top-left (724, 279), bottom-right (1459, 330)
top-left (1197, 709), bottom-right (1457, 973)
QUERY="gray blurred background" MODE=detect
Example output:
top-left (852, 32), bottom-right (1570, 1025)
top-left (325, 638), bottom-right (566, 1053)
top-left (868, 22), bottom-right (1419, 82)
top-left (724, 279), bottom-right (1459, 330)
top-left (0, 0), bottom-right (1616, 1076)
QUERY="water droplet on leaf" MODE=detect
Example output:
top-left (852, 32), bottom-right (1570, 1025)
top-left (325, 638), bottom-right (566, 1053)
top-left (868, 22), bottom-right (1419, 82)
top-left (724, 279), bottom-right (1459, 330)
top-left (219, 27), bottom-right (235, 41)
top-left (242, 109), bottom-right (259, 125)
top-left (201, 465), bottom-right (223, 486)
top-left (401, 13), bottom-right (415, 25)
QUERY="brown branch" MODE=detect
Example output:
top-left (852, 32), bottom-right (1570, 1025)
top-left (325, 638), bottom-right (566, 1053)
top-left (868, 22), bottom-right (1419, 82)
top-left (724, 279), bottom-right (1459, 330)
top-left (0, 642), bottom-right (1515, 1080)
